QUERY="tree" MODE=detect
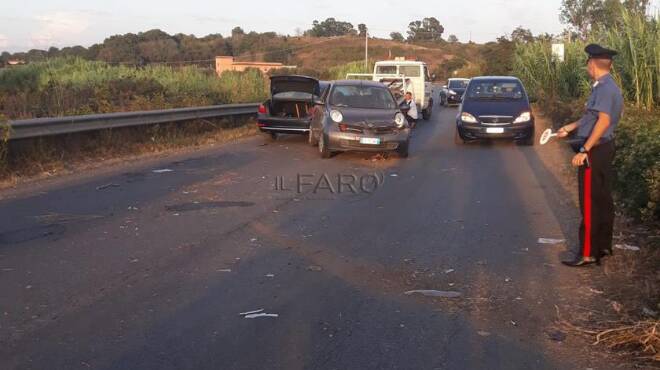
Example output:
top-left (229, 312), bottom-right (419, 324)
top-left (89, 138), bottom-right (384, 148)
top-left (510, 27), bottom-right (534, 43)
top-left (448, 34), bottom-right (459, 43)
top-left (390, 32), bottom-right (405, 42)
top-left (358, 24), bottom-right (368, 37)
top-left (480, 36), bottom-right (515, 76)
top-left (560, 0), bottom-right (650, 37)
top-left (407, 17), bottom-right (444, 42)
top-left (305, 18), bottom-right (356, 37)
top-left (231, 27), bottom-right (245, 37)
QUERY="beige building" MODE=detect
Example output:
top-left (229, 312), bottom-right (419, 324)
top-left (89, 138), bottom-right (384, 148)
top-left (215, 56), bottom-right (296, 76)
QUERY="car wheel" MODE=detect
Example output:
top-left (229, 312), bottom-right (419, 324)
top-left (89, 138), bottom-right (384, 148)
top-left (422, 104), bottom-right (432, 120)
top-left (397, 140), bottom-right (410, 158)
top-left (319, 133), bottom-right (332, 159)
top-left (454, 128), bottom-right (465, 145)
top-left (308, 128), bottom-right (318, 146)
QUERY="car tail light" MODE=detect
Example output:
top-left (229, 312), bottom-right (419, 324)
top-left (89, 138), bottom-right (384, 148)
top-left (258, 104), bottom-right (267, 114)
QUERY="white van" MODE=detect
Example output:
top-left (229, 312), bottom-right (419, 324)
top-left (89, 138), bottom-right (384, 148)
top-left (347, 59), bottom-right (435, 120)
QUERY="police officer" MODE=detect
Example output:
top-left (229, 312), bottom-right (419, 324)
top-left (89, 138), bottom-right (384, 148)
top-left (557, 44), bottom-right (624, 267)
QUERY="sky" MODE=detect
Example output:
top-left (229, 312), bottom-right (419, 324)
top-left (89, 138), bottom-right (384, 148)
top-left (1, 0), bottom-right (659, 53)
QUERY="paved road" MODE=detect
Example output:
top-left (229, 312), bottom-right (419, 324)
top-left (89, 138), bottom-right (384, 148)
top-left (0, 103), bottom-right (619, 369)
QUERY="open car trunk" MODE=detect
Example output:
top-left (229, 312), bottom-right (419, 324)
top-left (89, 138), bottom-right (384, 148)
top-left (268, 98), bottom-right (314, 119)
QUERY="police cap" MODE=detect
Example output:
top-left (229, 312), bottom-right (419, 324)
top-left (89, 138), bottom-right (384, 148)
top-left (585, 44), bottom-right (618, 60)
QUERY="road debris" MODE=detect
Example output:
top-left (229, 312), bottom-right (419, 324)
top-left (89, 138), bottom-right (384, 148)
top-left (614, 244), bottom-right (640, 252)
top-left (152, 169), bottom-right (174, 174)
top-left (444, 269), bottom-right (455, 274)
top-left (589, 287), bottom-right (604, 295)
top-left (96, 183), bottom-right (120, 191)
top-left (642, 307), bottom-right (658, 318)
top-left (546, 330), bottom-right (567, 342)
top-left (265, 274), bottom-right (275, 278)
top-left (389, 173), bottom-right (399, 177)
top-left (505, 277), bottom-right (512, 283)
top-left (218, 269), bottom-right (232, 273)
top-left (538, 238), bottom-right (565, 245)
top-left (244, 313), bottom-right (279, 319)
top-left (477, 330), bottom-right (491, 337)
top-left (239, 309), bottom-right (264, 316)
top-left (127, 206), bottom-right (139, 211)
top-left (307, 265), bottom-right (323, 272)
top-left (611, 301), bottom-right (623, 313)
top-left (404, 290), bottom-right (462, 298)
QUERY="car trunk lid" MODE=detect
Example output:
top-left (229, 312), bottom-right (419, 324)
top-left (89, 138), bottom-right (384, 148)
top-left (270, 75), bottom-right (320, 97)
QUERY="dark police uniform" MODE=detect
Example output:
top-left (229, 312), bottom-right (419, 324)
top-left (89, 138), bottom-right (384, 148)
top-left (568, 44), bottom-right (624, 265)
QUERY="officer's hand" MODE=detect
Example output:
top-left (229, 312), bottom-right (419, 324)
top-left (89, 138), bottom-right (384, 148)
top-left (557, 127), bottom-right (569, 138)
top-left (572, 153), bottom-right (588, 167)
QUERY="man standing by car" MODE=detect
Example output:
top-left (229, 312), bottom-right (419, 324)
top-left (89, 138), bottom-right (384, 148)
top-left (402, 92), bottom-right (418, 128)
top-left (556, 44), bottom-right (624, 267)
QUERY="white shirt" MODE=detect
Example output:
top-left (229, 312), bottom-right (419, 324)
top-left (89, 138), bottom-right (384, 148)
top-left (405, 98), bottom-right (418, 119)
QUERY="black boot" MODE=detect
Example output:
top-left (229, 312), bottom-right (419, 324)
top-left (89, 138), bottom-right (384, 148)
top-left (561, 256), bottom-right (599, 267)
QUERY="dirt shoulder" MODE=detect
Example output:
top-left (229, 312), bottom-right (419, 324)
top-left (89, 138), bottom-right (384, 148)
top-left (533, 112), bottom-right (660, 367)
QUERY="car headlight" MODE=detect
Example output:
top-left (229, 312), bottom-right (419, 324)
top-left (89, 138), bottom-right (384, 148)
top-left (448, 90), bottom-right (457, 96)
top-left (513, 111), bottom-right (531, 124)
top-left (394, 112), bottom-right (406, 128)
top-left (461, 112), bottom-right (478, 123)
top-left (330, 110), bottom-right (343, 123)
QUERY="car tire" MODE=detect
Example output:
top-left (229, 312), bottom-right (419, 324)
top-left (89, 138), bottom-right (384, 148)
top-left (454, 128), bottom-right (465, 145)
top-left (308, 128), bottom-right (318, 146)
top-left (319, 133), bottom-right (332, 159)
top-left (397, 140), bottom-right (410, 158)
top-left (422, 102), bottom-right (432, 120)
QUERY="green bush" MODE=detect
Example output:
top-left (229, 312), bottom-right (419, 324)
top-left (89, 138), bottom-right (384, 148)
top-left (614, 109), bottom-right (660, 220)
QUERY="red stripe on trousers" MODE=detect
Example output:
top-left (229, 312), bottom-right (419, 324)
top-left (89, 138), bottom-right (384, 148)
top-left (583, 165), bottom-right (592, 258)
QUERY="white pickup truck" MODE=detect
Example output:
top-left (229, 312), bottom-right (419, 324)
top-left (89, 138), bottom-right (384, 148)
top-left (347, 59), bottom-right (435, 120)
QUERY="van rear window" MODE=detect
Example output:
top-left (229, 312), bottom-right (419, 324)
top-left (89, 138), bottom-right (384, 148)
top-left (376, 66), bottom-right (397, 74)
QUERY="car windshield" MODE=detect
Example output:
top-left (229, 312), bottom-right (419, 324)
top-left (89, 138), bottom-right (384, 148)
top-left (329, 85), bottom-right (397, 109)
top-left (466, 80), bottom-right (524, 100)
top-left (449, 80), bottom-right (469, 89)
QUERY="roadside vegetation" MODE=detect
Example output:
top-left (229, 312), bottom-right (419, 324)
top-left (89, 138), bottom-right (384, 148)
top-left (513, 3), bottom-right (659, 363)
top-left (0, 58), bottom-right (268, 119)
top-left (513, 9), bottom-right (659, 222)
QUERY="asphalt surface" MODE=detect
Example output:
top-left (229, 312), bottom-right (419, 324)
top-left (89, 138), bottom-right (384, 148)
top-left (0, 101), bottom-right (622, 369)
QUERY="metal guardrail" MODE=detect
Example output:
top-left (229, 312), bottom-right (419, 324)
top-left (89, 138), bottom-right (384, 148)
top-left (6, 103), bottom-right (261, 140)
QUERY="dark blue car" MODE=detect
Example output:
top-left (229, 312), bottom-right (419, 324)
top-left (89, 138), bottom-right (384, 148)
top-left (455, 76), bottom-right (535, 145)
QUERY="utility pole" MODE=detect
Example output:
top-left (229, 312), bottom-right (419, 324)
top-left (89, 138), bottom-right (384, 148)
top-left (365, 31), bottom-right (369, 71)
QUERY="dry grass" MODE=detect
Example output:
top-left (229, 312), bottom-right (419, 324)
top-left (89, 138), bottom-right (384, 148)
top-left (595, 321), bottom-right (660, 361)
top-left (0, 117), bottom-right (257, 188)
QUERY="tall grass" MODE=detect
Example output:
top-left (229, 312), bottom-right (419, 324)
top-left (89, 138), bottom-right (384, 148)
top-left (324, 60), bottom-right (374, 80)
top-left (603, 10), bottom-right (660, 110)
top-left (512, 10), bottom-right (659, 220)
top-left (514, 10), bottom-right (659, 111)
top-left (0, 58), bottom-right (268, 119)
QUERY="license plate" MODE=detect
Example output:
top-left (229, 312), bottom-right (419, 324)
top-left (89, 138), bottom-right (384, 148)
top-left (360, 137), bottom-right (381, 145)
top-left (486, 127), bottom-right (504, 134)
